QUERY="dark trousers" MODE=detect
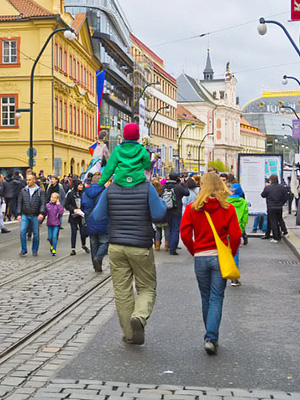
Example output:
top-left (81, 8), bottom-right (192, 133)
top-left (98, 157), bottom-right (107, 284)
top-left (268, 208), bottom-right (285, 241)
top-left (166, 213), bottom-right (181, 253)
top-left (5, 198), bottom-right (16, 219)
top-left (70, 221), bottom-right (86, 249)
top-left (288, 194), bottom-right (294, 214)
top-left (90, 233), bottom-right (108, 263)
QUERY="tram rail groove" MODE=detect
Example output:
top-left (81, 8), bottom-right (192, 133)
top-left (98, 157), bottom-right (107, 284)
top-left (0, 273), bottom-right (112, 365)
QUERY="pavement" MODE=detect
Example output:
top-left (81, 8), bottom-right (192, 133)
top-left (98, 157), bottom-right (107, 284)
top-left (1, 211), bottom-right (300, 399)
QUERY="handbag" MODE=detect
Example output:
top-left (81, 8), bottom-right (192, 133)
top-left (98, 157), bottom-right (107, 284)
top-left (204, 211), bottom-right (240, 280)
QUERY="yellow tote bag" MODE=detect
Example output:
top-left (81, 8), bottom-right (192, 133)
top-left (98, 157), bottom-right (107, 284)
top-left (204, 211), bottom-right (240, 280)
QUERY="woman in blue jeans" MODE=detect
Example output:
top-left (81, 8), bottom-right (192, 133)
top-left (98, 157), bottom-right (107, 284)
top-left (181, 173), bottom-right (241, 355)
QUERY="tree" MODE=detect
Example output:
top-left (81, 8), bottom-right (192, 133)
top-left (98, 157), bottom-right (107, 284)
top-left (208, 160), bottom-right (228, 172)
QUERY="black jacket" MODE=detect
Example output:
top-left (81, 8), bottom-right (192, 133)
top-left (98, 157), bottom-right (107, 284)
top-left (65, 189), bottom-right (83, 223)
top-left (3, 177), bottom-right (21, 199)
top-left (163, 180), bottom-right (189, 216)
top-left (261, 183), bottom-right (288, 209)
top-left (46, 183), bottom-right (66, 206)
top-left (17, 185), bottom-right (45, 216)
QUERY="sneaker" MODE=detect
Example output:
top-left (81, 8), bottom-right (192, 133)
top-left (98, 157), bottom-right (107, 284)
top-left (130, 317), bottom-right (145, 345)
top-left (231, 279), bottom-right (242, 287)
top-left (32, 252), bottom-right (38, 257)
top-left (93, 258), bottom-right (103, 272)
top-left (19, 251), bottom-right (27, 257)
top-left (170, 251), bottom-right (179, 255)
top-left (261, 236), bottom-right (270, 240)
top-left (204, 339), bottom-right (217, 355)
top-left (70, 249), bottom-right (76, 256)
top-left (50, 245), bottom-right (53, 254)
top-left (283, 233), bottom-right (289, 238)
top-left (270, 239), bottom-right (278, 243)
top-left (1, 228), bottom-right (10, 233)
top-left (52, 250), bottom-right (56, 256)
top-left (82, 245), bottom-right (90, 254)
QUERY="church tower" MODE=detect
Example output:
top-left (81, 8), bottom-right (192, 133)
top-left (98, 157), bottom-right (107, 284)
top-left (203, 48), bottom-right (214, 80)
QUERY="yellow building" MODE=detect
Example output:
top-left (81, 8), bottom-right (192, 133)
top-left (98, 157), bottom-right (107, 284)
top-left (130, 34), bottom-right (177, 176)
top-left (240, 117), bottom-right (266, 154)
top-left (0, 0), bottom-right (100, 177)
top-left (177, 105), bottom-right (205, 173)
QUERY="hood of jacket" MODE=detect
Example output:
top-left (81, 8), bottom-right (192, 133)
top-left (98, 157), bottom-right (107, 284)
top-left (163, 180), bottom-right (177, 189)
top-left (202, 197), bottom-right (223, 213)
top-left (84, 183), bottom-right (105, 200)
top-left (117, 141), bottom-right (145, 159)
top-left (5, 177), bottom-right (14, 183)
top-left (226, 197), bottom-right (245, 208)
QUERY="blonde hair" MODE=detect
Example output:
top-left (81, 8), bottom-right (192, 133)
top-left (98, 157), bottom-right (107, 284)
top-left (191, 172), bottom-right (230, 211)
top-left (50, 192), bottom-right (59, 200)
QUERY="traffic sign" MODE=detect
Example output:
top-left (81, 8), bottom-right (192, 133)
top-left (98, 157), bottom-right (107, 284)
top-left (28, 159), bottom-right (36, 167)
top-left (27, 147), bottom-right (37, 157)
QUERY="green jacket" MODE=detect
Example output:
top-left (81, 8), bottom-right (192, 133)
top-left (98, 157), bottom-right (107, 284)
top-left (226, 197), bottom-right (249, 233)
top-left (98, 140), bottom-right (152, 187)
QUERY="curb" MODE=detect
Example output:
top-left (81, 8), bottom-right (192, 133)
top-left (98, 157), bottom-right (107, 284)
top-left (283, 231), bottom-right (300, 261)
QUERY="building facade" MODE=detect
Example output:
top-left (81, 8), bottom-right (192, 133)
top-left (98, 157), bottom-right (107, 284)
top-left (65, 0), bottom-right (134, 151)
top-left (177, 105), bottom-right (205, 173)
top-left (0, 0), bottom-right (100, 176)
top-left (130, 34), bottom-right (177, 176)
top-left (240, 117), bottom-right (266, 154)
top-left (177, 51), bottom-right (242, 174)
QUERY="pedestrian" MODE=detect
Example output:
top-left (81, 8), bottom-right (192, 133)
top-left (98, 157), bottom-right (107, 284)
top-left (182, 177), bottom-right (200, 214)
top-left (180, 173), bottom-right (241, 355)
top-left (42, 193), bottom-right (64, 256)
top-left (0, 174), bottom-right (10, 233)
top-left (98, 123), bottom-right (152, 187)
top-left (46, 175), bottom-right (66, 206)
top-left (261, 174), bottom-right (288, 243)
top-left (60, 175), bottom-right (70, 194)
top-left (92, 179), bottom-right (166, 345)
top-left (17, 173), bottom-right (45, 256)
top-left (286, 176), bottom-right (293, 215)
top-left (3, 171), bottom-right (20, 220)
top-left (65, 179), bottom-right (90, 256)
top-left (151, 178), bottom-right (169, 251)
top-left (226, 183), bottom-right (248, 286)
top-left (81, 172), bottom-right (108, 272)
top-left (163, 171), bottom-right (189, 255)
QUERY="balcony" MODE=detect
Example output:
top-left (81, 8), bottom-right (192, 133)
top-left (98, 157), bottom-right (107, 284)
top-left (102, 63), bottom-right (133, 91)
top-left (103, 92), bottom-right (132, 115)
top-left (93, 31), bottom-right (133, 66)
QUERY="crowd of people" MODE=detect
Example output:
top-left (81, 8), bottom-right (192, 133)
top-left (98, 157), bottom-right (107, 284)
top-left (0, 122), bottom-right (293, 356)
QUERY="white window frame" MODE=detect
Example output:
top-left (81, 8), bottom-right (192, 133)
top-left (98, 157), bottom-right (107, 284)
top-left (1, 96), bottom-right (16, 126)
top-left (2, 40), bottom-right (17, 64)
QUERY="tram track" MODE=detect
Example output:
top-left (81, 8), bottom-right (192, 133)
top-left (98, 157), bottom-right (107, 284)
top-left (0, 272), bottom-right (112, 364)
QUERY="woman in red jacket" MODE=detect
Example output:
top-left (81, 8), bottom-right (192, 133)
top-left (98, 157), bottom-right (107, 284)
top-left (180, 172), bottom-right (241, 355)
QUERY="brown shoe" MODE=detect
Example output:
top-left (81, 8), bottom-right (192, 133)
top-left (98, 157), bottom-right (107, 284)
top-left (130, 317), bottom-right (144, 345)
top-left (155, 241), bottom-right (160, 251)
top-left (164, 241), bottom-right (169, 251)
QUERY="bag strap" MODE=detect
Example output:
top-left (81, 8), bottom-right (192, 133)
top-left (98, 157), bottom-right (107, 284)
top-left (204, 210), bottom-right (220, 244)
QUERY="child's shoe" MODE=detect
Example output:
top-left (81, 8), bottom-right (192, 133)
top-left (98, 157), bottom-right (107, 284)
top-left (50, 245), bottom-right (53, 254)
top-left (52, 249), bottom-right (56, 256)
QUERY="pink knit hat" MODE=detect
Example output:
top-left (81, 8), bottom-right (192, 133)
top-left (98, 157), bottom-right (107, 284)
top-left (123, 123), bottom-right (140, 141)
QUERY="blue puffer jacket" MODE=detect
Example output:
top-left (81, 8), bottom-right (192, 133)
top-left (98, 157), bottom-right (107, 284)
top-left (81, 183), bottom-right (108, 235)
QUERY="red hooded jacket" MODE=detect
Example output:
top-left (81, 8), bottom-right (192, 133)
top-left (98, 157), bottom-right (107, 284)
top-left (180, 197), bottom-right (241, 256)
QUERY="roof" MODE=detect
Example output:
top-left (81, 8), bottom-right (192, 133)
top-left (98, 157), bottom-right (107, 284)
top-left (242, 90), bottom-right (300, 112)
top-left (130, 33), bottom-right (163, 66)
top-left (0, 0), bottom-right (54, 21)
top-left (203, 49), bottom-right (214, 75)
top-left (153, 61), bottom-right (176, 85)
top-left (177, 104), bottom-right (204, 124)
top-left (177, 73), bottom-right (214, 103)
top-left (240, 116), bottom-right (266, 137)
top-left (72, 13), bottom-right (86, 34)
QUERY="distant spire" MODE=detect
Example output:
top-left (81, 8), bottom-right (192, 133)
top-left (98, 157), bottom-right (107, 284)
top-left (203, 48), bottom-right (214, 80)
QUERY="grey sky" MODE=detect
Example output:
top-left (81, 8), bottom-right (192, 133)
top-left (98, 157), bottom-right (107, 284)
top-left (118, 0), bottom-right (300, 108)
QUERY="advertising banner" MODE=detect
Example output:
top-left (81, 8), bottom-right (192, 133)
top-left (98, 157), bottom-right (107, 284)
top-left (238, 154), bottom-right (283, 214)
top-left (292, 119), bottom-right (300, 139)
top-left (291, 0), bottom-right (300, 20)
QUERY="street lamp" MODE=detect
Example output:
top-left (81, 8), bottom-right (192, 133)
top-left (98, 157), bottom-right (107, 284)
top-left (16, 26), bottom-right (75, 169)
top-left (177, 123), bottom-right (195, 172)
top-left (148, 105), bottom-right (170, 136)
top-left (198, 132), bottom-right (214, 174)
top-left (282, 75), bottom-right (300, 86)
top-left (132, 81), bottom-right (161, 121)
top-left (279, 103), bottom-right (299, 120)
top-left (258, 17), bottom-right (300, 57)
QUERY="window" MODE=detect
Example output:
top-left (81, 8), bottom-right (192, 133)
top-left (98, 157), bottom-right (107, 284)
top-left (1, 95), bottom-right (17, 127)
top-left (168, 145), bottom-right (173, 163)
top-left (0, 38), bottom-right (20, 66)
top-left (55, 97), bottom-right (58, 128)
top-left (59, 46), bottom-right (62, 70)
top-left (161, 143), bottom-right (166, 162)
top-left (54, 43), bottom-right (58, 68)
top-left (69, 104), bottom-right (73, 132)
top-left (63, 51), bottom-right (67, 74)
top-left (59, 99), bottom-right (62, 129)
top-left (63, 102), bottom-right (67, 130)
top-left (69, 55), bottom-right (72, 77)
top-left (77, 108), bottom-right (80, 135)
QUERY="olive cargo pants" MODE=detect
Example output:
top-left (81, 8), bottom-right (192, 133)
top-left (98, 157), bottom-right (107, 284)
top-left (108, 244), bottom-right (157, 341)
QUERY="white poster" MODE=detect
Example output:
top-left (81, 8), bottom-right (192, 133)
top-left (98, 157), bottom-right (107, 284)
top-left (239, 154), bottom-right (283, 215)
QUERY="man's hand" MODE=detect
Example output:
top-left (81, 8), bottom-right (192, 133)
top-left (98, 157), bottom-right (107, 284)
top-left (17, 215), bottom-right (21, 222)
top-left (38, 214), bottom-right (43, 222)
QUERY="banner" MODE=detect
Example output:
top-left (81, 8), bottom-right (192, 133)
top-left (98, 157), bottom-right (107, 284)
top-left (96, 70), bottom-right (106, 135)
top-left (291, 0), bottom-right (300, 21)
top-left (292, 119), bottom-right (300, 139)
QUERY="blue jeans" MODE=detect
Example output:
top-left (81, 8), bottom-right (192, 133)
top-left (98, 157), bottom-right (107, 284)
top-left (194, 256), bottom-right (227, 343)
top-left (90, 233), bottom-right (108, 263)
top-left (48, 226), bottom-right (60, 251)
top-left (20, 215), bottom-right (39, 253)
top-left (234, 248), bottom-right (239, 270)
top-left (252, 215), bottom-right (267, 231)
top-left (166, 213), bottom-right (181, 253)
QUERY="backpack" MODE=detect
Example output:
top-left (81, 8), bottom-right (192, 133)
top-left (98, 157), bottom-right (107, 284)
top-left (82, 188), bottom-right (104, 237)
top-left (162, 187), bottom-right (177, 210)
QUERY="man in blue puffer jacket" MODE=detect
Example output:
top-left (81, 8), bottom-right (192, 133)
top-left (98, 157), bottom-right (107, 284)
top-left (81, 172), bottom-right (108, 272)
